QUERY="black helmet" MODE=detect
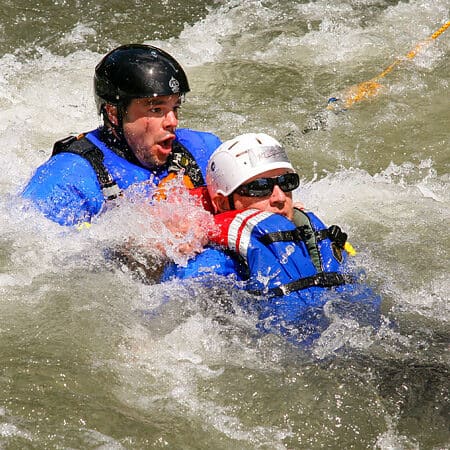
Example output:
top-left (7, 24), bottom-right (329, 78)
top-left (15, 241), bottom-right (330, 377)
top-left (94, 44), bottom-right (190, 114)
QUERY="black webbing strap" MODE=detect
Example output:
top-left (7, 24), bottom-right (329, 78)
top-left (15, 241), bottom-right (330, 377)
top-left (259, 225), bottom-right (347, 249)
top-left (167, 140), bottom-right (205, 187)
top-left (52, 135), bottom-right (121, 200)
top-left (314, 225), bottom-right (348, 248)
top-left (250, 272), bottom-right (354, 297)
top-left (258, 228), bottom-right (304, 245)
top-left (315, 229), bottom-right (329, 241)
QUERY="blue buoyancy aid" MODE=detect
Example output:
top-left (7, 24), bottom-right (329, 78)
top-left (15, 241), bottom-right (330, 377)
top-left (209, 208), bottom-right (352, 295)
top-left (208, 208), bottom-right (381, 343)
top-left (22, 127), bottom-right (221, 226)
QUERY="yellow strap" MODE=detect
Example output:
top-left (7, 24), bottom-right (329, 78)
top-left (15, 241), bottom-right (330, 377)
top-left (331, 21), bottom-right (450, 109)
top-left (76, 221), bottom-right (92, 231)
top-left (344, 241), bottom-right (356, 256)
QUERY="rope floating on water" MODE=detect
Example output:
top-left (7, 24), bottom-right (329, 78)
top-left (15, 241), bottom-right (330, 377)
top-left (330, 21), bottom-right (450, 110)
top-left (301, 20), bottom-right (449, 134)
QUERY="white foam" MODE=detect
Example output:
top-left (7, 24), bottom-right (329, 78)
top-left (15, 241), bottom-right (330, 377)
top-left (0, 3), bottom-right (448, 447)
top-left (114, 311), bottom-right (290, 447)
top-left (0, 49), bottom-right (100, 188)
top-left (0, 422), bottom-right (32, 441)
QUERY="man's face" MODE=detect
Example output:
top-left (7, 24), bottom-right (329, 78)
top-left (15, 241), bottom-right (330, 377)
top-left (230, 168), bottom-right (295, 220)
top-left (121, 94), bottom-right (182, 168)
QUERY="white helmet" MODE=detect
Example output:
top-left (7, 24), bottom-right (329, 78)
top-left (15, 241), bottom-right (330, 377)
top-left (207, 133), bottom-right (294, 197)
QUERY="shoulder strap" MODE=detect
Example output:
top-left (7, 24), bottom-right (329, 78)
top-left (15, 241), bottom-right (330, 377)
top-left (167, 141), bottom-right (205, 187)
top-left (258, 228), bottom-right (304, 245)
top-left (292, 208), bottom-right (322, 271)
top-left (52, 135), bottom-right (121, 200)
top-left (293, 209), bottom-right (348, 247)
top-left (293, 208), bottom-right (349, 269)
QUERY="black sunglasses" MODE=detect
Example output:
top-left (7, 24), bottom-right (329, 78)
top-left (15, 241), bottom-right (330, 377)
top-left (233, 172), bottom-right (300, 197)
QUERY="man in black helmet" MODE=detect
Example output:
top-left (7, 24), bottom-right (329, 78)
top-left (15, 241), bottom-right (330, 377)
top-left (23, 44), bottom-right (221, 226)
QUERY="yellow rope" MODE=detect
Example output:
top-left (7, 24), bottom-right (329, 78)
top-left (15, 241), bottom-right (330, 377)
top-left (329, 21), bottom-right (450, 109)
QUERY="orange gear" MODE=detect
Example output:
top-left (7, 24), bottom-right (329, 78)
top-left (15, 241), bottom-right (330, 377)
top-left (153, 172), bottom-right (195, 201)
top-left (154, 173), bottom-right (215, 213)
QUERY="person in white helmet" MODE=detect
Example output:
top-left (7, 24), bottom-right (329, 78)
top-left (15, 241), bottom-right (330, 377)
top-left (162, 133), bottom-right (381, 346)
top-left (206, 132), bottom-right (299, 220)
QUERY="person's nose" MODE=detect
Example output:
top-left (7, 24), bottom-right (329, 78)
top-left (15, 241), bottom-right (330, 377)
top-left (269, 184), bottom-right (287, 204)
top-left (163, 110), bottom-right (178, 128)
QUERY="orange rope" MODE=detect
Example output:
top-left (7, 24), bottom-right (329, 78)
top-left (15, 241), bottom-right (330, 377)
top-left (330, 21), bottom-right (450, 109)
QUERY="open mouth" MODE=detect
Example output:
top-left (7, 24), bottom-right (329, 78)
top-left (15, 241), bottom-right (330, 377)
top-left (158, 133), bottom-right (175, 154)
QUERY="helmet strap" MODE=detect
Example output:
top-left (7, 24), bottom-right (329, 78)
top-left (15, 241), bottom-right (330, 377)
top-left (227, 194), bottom-right (236, 210)
top-left (99, 103), bottom-right (141, 165)
top-left (101, 103), bottom-right (127, 141)
top-left (116, 103), bottom-right (127, 129)
top-left (101, 102), bottom-right (127, 130)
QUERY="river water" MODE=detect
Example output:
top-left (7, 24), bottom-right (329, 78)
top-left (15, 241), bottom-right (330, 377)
top-left (1, 0), bottom-right (449, 448)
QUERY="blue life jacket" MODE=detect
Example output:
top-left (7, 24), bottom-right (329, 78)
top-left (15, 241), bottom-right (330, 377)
top-left (167, 208), bottom-right (381, 345)
top-left (209, 208), bottom-right (352, 295)
top-left (22, 127), bottom-right (221, 226)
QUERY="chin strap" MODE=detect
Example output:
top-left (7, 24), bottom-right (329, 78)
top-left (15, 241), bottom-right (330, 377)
top-left (227, 194), bottom-right (235, 211)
